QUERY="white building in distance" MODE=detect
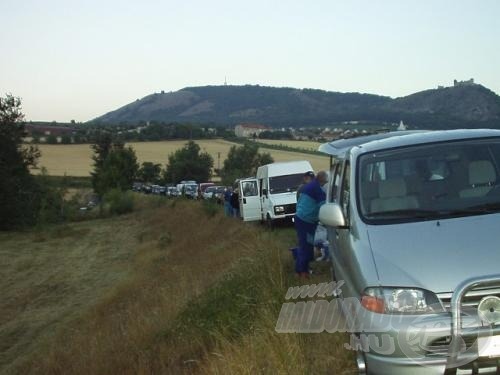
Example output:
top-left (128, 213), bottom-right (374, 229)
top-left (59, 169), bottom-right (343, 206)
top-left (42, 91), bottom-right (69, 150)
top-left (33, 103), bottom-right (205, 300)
top-left (397, 120), bottom-right (408, 131)
top-left (234, 124), bottom-right (270, 138)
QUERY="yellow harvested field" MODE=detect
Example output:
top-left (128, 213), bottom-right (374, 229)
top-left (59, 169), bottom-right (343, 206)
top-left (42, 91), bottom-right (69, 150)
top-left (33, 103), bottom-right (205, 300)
top-left (258, 147), bottom-right (328, 171)
top-left (258, 139), bottom-right (323, 151)
top-left (34, 139), bottom-right (329, 176)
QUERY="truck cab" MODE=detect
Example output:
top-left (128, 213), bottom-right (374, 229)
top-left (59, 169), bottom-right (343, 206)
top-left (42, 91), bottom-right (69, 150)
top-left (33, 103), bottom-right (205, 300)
top-left (238, 160), bottom-right (314, 226)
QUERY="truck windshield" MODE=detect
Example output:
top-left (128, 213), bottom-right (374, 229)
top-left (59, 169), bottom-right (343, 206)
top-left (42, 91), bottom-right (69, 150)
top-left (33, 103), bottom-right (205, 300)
top-left (358, 138), bottom-right (500, 223)
top-left (269, 173), bottom-right (304, 194)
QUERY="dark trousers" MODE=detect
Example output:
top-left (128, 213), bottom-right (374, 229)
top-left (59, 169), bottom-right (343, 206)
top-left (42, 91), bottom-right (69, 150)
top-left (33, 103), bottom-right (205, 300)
top-left (294, 216), bottom-right (317, 274)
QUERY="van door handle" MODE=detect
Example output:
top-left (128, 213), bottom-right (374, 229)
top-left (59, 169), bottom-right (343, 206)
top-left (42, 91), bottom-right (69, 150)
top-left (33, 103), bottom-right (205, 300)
top-left (243, 198), bottom-right (247, 204)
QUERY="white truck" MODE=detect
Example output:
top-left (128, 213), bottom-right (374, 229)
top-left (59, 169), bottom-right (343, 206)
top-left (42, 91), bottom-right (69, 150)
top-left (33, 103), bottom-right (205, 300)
top-left (238, 160), bottom-right (314, 227)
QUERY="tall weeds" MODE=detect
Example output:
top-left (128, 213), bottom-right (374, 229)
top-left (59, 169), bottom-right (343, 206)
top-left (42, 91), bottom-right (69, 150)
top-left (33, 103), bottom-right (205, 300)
top-left (5, 199), bottom-right (354, 374)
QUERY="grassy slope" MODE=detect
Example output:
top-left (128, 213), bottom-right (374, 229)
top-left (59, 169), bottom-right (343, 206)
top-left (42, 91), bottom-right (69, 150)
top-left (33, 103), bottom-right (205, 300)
top-left (0, 198), bottom-right (353, 374)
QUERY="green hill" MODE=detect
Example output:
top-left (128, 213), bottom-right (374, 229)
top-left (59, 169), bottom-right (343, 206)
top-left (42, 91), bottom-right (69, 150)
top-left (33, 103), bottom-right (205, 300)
top-left (92, 84), bottom-right (500, 129)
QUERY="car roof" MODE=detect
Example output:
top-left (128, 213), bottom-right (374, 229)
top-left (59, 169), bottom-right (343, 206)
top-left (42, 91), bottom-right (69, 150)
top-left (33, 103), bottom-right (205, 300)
top-left (318, 129), bottom-right (500, 158)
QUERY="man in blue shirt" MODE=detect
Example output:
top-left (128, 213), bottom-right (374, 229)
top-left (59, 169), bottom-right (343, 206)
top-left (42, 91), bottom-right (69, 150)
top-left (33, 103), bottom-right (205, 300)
top-left (296, 171), bottom-right (315, 200)
top-left (294, 171), bottom-right (328, 277)
top-left (223, 187), bottom-right (233, 217)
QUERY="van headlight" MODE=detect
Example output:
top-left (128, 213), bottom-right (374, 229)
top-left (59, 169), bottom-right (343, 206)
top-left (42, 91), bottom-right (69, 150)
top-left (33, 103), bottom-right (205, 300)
top-left (274, 206), bottom-right (285, 214)
top-left (361, 287), bottom-right (444, 314)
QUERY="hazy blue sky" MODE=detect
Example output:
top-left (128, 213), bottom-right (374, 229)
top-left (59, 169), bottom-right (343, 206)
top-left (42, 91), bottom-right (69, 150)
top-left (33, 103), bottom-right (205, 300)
top-left (1, 0), bottom-right (499, 122)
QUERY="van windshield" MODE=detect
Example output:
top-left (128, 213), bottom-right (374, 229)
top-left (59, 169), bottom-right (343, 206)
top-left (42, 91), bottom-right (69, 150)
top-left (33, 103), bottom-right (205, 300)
top-left (269, 173), bottom-right (304, 194)
top-left (358, 138), bottom-right (500, 223)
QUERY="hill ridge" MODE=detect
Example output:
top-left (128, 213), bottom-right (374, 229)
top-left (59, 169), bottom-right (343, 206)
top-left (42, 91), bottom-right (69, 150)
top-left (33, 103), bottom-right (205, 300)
top-left (93, 83), bottom-right (500, 129)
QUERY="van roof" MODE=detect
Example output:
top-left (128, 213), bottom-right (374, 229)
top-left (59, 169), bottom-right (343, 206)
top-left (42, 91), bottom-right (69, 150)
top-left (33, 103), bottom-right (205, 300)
top-left (318, 129), bottom-right (500, 158)
top-left (258, 160), bottom-right (313, 176)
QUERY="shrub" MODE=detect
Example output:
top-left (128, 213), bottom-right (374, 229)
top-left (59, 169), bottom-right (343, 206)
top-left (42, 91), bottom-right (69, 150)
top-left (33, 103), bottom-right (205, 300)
top-left (104, 189), bottom-right (134, 215)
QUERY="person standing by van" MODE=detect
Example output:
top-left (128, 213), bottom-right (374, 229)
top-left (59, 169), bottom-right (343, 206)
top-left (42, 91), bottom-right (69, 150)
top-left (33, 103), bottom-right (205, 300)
top-left (230, 189), bottom-right (240, 218)
top-left (294, 171), bottom-right (328, 277)
top-left (296, 171), bottom-right (315, 200)
top-left (223, 187), bottom-right (233, 217)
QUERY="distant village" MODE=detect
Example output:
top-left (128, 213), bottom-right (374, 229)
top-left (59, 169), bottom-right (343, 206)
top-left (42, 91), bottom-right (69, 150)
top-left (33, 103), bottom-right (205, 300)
top-left (234, 121), bottom-right (406, 141)
top-left (24, 120), bottom-right (406, 144)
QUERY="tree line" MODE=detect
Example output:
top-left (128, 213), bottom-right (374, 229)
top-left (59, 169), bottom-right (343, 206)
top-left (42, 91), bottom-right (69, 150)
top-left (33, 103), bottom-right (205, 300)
top-left (1, 95), bottom-right (273, 230)
top-left (29, 122), bottom-right (234, 144)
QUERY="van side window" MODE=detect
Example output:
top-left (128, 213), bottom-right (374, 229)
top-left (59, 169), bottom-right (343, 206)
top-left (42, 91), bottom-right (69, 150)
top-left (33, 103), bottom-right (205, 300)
top-left (340, 163), bottom-right (351, 219)
top-left (242, 181), bottom-right (258, 197)
top-left (330, 162), bottom-right (342, 202)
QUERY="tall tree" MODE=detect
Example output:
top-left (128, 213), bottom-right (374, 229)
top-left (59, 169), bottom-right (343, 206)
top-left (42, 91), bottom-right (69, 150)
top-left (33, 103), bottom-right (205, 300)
top-left (91, 133), bottom-right (139, 196)
top-left (139, 161), bottom-right (161, 183)
top-left (164, 141), bottom-right (213, 183)
top-left (220, 142), bottom-right (274, 184)
top-left (0, 95), bottom-right (41, 229)
top-left (90, 132), bottom-right (113, 194)
top-left (94, 146), bottom-right (139, 194)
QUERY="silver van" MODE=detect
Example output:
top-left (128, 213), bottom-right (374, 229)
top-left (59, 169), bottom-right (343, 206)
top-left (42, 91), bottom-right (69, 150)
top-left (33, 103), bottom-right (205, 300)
top-left (319, 130), bottom-right (500, 374)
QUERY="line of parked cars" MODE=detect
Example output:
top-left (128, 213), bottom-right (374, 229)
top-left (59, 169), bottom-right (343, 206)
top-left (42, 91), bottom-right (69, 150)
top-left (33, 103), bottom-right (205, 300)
top-left (132, 180), bottom-right (229, 202)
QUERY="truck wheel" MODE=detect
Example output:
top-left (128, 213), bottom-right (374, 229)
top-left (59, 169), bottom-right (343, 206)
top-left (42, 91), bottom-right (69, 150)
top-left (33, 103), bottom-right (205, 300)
top-left (266, 215), bottom-right (274, 230)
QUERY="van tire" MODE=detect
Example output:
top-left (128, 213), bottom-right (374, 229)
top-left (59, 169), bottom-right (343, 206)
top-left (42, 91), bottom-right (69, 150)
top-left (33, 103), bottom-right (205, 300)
top-left (266, 215), bottom-right (274, 230)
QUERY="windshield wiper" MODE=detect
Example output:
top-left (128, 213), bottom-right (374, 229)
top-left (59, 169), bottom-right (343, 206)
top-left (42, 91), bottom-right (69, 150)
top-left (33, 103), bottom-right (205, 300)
top-left (369, 202), bottom-right (500, 220)
top-left (367, 209), bottom-right (442, 219)
top-left (445, 202), bottom-right (500, 216)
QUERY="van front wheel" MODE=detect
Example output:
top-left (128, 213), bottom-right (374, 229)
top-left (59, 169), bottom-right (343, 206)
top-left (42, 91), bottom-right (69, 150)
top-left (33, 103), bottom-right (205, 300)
top-left (266, 215), bottom-right (274, 230)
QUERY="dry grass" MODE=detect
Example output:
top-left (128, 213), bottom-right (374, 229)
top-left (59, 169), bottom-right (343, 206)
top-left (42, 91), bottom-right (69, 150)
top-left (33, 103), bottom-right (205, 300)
top-left (0, 198), bottom-right (354, 374)
top-left (34, 139), bottom-right (329, 176)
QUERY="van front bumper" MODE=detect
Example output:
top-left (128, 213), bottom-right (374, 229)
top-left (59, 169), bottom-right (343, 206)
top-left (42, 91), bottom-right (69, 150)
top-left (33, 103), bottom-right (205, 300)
top-left (351, 275), bottom-right (500, 374)
top-left (364, 347), bottom-right (500, 375)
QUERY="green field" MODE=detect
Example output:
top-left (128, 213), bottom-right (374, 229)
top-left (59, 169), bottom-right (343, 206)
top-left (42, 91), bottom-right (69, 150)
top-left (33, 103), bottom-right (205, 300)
top-left (257, 139), bottom-right (323, 151)
top-left (34, 139), bottom-right (330, 177)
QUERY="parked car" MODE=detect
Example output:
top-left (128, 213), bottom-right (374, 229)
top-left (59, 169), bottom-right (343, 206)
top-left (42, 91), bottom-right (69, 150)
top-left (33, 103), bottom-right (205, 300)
top-left (318, 130), bottom-right (500, 374)
top-left (202, 186), bottom-right (218, 200)
top-left (238, 160), bottom-right (313, 226)
top-left (183, 184), bottom-right (198, 199)
top-left (132, 182), bottom-right (143, 192)
top-left (151, 185), bottom-right (166, 195)
top-left (142, 185), bottom-right (152, 194)
top-left (202, 185), bottom-right (225, 202)
top-left (166, 186), bottom-right (179, 197)
top-left (198, 182), bottom-right (215, 198)
top-left (176, 180), bottom-right (196, 191)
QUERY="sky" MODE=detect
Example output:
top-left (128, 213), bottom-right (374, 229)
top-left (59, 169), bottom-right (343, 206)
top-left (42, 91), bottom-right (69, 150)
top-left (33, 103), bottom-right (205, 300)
top-left (1, 0), bottom-right (499, 122)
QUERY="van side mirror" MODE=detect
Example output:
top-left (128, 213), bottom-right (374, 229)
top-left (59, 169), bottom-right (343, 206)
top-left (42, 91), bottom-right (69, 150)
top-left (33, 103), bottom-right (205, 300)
top-left (319, 203), bottom-right (347, 228)
top-left (262, 188), bottom-right (268, 197)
